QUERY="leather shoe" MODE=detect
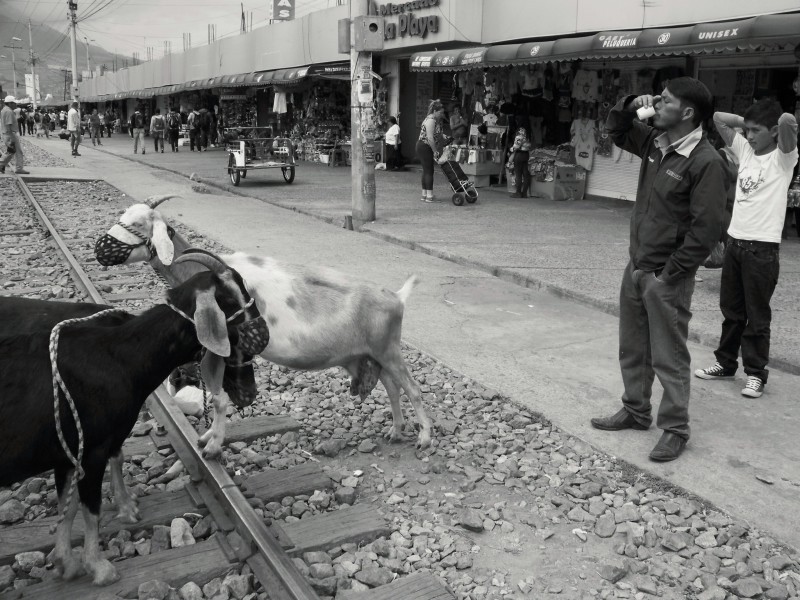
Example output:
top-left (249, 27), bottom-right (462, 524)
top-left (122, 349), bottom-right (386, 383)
top-left (590, 408), bottom-right (649, 431)
top-left (649, 432), bottom-right (687, 462)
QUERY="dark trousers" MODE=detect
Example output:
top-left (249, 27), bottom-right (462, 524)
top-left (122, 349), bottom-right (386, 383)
top-left (386, 144), bottom-right (397, 169)
top-left (714, 239), bottom-right (780, 384)
top-left (189, 129), bottom-right (198, 151)
top-left (168, 129), bottom-right (179, 151)
top-left (152, 132), bottom-right (164, 152)
top-left (199, 128), bottom-right (209, 150)
top-left (514, 152), bottom-right (531, 196)
top-left (416, 140), bottom-right (434, 190)
top-left (619, 261), bottom-right (695, 439)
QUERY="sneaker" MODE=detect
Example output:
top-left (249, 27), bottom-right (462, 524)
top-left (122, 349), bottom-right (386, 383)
top-left (742, 376), bottom-right (764, 398)
top-left (510, 193), bottom-right (522, 198)
top-left (694, 362), bottom-right (736, 380)
top-left (15, 169), bottom-right (30, 174)
top-left (695, 275), bottom-right (703, 282)
top-left (424, 197), bottom-right (442, 203)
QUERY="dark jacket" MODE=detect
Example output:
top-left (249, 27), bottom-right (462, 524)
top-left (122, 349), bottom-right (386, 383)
top-left (606, 96), bottom-right (727, 282)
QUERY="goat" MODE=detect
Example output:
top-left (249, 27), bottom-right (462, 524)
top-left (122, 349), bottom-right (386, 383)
top-left (95, 198), bottom-right (434, 452)
top-left (0, 288), bottom-right (261, 519)
top-left (0, 253), bottom-right (265, 586)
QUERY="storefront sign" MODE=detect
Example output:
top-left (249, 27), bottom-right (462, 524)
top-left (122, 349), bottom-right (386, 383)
top-left (221, 95), bottom-right (247, 101)
top-left (378, 0), bottom-right (440, 40)
top-left (597, 33), bottom-right (638, 49)
top-left (697, 27), bottom-right (739, 40)
top-left (272, 0), bottom-right (295, 21)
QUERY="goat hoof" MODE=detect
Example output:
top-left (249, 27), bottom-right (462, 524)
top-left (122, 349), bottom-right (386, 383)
top-left (201, 442), bottom-right (223, 459)
top-left (416, 431), bottom-right (432, 449)
top-left (60, 557), bottom-right (84, 581)
top-left (384, 426), bottom-right (405, 443)
top-left (116, 503), bottom-right (140, 524)
top-left (198, 429), bottom-right (213, 447)
top-left (89, 559), bottom-right (120, 586)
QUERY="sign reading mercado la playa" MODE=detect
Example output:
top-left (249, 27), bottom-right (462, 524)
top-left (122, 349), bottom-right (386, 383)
top-left (373, 0), bottom-right (441, 41)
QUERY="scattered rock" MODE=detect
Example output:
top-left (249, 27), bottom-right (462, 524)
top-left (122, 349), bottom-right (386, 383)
top-left (138, 579), bottom-right (170, 600)
top-left (170, 518), bottom-right (195, 548)
top-left (0, 499), bottom-right (25, 524)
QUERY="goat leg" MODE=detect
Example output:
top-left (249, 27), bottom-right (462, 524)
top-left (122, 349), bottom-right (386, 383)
top-left (109, 449), bottom-right (139, 523)
top-left (198, 391), bottom-right (229, 459)
top-left (381, 355), bottom-right (433, 449)
top-left (380, 373), bottom-right (407, 443)
top-left (80, 504), bottom-right (120, 585)
top-left (52, 472), bottom-right (83, 581)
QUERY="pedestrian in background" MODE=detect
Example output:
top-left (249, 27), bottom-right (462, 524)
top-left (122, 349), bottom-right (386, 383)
top-left (507, 128), bottom-right (532, 198)
top-left (150, 108), bottom-right (165, 153)
top-left (41, 110), bottom-right (51, 139)
top-left (129, 106), bottom-right (146, 155)
top-left (67, 101), bottom-right (81, 157)
top-left (89, 108), bottom-right (102, 146)
top-left (416, 99), bottom-right (446, 203)
top-left (449, 106), bottom-right (469, 145)
top-left (16, 106), bottom-right (26, 137)
top-left (198, 107), bottom-right (211, 151)
top-left (33, 109), bottom-right (43, 138)
top-left (590, 78), bottom-right (727, 462)
top-left (0, 95), bottom-right (29, 174)
top-left (187, 107), bottom-right (200, 151)
top-left (105, 109), bottom-right (114, 137)
top-left (166, 107), bottom-right (181, 152)
top-left (384, 116), bottom-right (401, 171)
top-left (695, 100), bottom-right (798, 398)
top-left (26, 110), bottom-right (34, 135)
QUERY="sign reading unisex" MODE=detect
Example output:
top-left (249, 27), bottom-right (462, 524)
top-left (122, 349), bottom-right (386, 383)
top-left (272, 0), bottom-right (294, 21)
top-left (374, 0), bottom-right (440, 41)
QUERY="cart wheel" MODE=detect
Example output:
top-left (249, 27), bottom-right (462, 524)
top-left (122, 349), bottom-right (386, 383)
top-left (452, 193), bottom-right (465, 206)
top-left (282, 166), bottom-right (295, 184)
top-left (228, 155), bottom-right (240, 186)
top-left (465, 190), bottom-right (478, 204)
top-left (240, 170), bottom-right (247, 179)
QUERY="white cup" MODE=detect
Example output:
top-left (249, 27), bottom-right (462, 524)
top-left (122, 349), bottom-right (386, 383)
top-left (636, 105), bottom-right (656, 120)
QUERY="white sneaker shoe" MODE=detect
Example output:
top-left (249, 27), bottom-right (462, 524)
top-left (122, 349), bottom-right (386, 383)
top-left (741, 376), bottom-right (764, 398)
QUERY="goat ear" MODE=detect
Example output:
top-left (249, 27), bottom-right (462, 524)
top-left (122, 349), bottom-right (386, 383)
top-left (152, 213), bottom-right (175, 266)
top-left (194, 289), bottom-right (231, 357)
top-left (200, 350), bottom-right (224, 395)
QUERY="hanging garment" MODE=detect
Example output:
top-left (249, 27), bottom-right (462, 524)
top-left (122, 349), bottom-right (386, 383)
top-left (572, 69), bottom-right (599, 103)
top-left (273, 90), bottom-right (288, 114)
top-left (571, 118), bottom-right (596, 171)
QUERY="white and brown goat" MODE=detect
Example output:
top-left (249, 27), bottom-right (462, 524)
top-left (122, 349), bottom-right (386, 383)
top-left (95, 197), bottom-right (433, 453)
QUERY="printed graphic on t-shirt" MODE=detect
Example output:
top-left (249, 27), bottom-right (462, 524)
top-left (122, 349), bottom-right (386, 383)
top-left (737, 169), bottom-right (764, 197)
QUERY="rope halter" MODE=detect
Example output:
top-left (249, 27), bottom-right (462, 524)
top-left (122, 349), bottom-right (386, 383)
top-left (94, 222), bottom-right (175, 266)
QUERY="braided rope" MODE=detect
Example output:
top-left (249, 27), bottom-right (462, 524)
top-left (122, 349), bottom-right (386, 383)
top-left (165, 297), bottom-right (254, 324)
top-left (50, 308), bottom-right (130, 527)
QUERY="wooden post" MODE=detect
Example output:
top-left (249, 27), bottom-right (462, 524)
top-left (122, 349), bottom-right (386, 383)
top-left (350, 0), bottom-right (376, 228)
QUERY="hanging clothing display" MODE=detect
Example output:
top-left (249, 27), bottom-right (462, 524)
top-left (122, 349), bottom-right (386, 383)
top-left (273, 89), bottom-right (288, 114)
top-left (572, 69), bottom-right (599, 103)
top-left (571, 117), bottom-right (597, 171)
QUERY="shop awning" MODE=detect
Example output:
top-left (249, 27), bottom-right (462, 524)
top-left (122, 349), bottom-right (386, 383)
top-left (410, 13), bottom-right (800, 70)
top-left (410, 47), bottom-right (489, 71)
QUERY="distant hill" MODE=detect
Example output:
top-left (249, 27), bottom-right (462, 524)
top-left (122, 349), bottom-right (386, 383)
top-left (0, 4), bottom-right (131, 102)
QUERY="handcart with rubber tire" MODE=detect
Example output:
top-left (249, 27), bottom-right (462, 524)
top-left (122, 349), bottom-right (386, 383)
top-left (438, 158), bottom-right (478, 206)
top-left (224, 127), bottom-right (296, 186)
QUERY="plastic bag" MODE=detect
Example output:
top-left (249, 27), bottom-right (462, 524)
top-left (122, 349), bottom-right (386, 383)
top-left (703, 241), bottom-right (726, 269)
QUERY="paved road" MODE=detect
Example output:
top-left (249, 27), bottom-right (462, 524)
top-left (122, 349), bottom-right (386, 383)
top-left (22, 134), bottom-right (800, 551)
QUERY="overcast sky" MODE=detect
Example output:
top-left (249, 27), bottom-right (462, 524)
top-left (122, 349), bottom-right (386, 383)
top-left (7, 0), bottom-right (341, 63)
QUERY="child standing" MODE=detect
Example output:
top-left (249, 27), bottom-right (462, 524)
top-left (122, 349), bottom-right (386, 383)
top-left (507, 128), bottom-right (532, 198)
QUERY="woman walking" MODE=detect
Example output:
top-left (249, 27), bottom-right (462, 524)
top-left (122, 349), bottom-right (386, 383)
top-left (416, 100), bottom-right (446, 203)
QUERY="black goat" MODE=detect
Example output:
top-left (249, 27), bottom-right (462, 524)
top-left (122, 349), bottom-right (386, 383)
top-left (0, 254), bottom-right (264, 586)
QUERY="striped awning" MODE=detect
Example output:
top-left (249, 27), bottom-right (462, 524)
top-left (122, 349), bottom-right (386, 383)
top-left (410, 13), bottom-right (800, 71)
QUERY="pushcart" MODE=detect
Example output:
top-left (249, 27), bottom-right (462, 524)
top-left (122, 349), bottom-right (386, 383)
top-left (439, 159), bottom-right (478, 206)
top-left (225, 127), bottom-right (297, 186)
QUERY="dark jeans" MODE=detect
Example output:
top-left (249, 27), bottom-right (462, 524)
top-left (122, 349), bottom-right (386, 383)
top-left (386, 144), bottom-right (397, 169)
top-left (152, 132), bottom-right (164, 152)
top-left (416, 140), bottom-right (434, 190)
top-left (189, 129), bottom-right (198, 151)
top-left (514, 151), bottom-right (530, 196)
top-left (619, 261), bottom-right (695, 439)
top-left (714, 239), bottom-right (780, 383)
top-left (168, 129), bottom-right (179, 151)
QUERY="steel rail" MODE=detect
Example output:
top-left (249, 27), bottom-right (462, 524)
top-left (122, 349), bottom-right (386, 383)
top-left (14, 175), bottom-right (320, 600)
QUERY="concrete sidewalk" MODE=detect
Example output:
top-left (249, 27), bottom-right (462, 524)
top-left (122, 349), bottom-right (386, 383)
top-left (24, 135), bottom-right (800, 551)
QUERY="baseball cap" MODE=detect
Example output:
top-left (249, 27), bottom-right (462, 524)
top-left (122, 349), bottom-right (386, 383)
top-left (4, 95), bottom-right (17, 103)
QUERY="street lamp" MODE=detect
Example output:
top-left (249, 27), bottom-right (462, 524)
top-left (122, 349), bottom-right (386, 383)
top-left (84, 37), bottom-right (95, 78)
top-left (3, 36), bottom-right (23, 97)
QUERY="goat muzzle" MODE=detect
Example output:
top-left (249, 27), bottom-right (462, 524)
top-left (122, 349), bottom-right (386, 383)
top-left (236, 315), bottom-right (269, 356)
top-left (94, 233), bottom-right (151, 266)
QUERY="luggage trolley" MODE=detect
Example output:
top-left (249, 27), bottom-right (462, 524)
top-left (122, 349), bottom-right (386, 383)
top-left (224, 127), bottom-right (297, 186)
top-left (438, 155), bottom-right (478, 206)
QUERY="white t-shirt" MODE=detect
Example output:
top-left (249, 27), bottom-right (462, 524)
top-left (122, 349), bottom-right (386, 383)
top-left (483, 113), bottom-right (498, 126)
top-left (385, 124), bottom-right (400, 145)
top-left (727, 133), bottom-right (799, 243)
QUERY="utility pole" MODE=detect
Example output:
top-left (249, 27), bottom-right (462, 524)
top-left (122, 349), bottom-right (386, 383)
top-left (67, 0), bottom-right (79, 101)
top-left (349, 0), bottom-right (379, 227)
top-left (3, 38), bottom-right (22, 98)
top-left (28, 21), bottom-right (38, 108)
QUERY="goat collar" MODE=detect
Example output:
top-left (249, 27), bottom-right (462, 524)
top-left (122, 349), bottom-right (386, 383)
top-left (166, 296), bottom-right (255, 325)
top-left (116, 221), bottom-right (175, 260)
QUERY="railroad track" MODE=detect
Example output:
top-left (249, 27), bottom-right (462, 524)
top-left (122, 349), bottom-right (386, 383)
top-left (0, 173), bottom-right (455, 600)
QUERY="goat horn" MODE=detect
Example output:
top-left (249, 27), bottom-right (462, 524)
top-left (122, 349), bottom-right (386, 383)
top-left (145, 194), bottom-right (179, 209)
top-left (174, 250), bottom-right (228, 275)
